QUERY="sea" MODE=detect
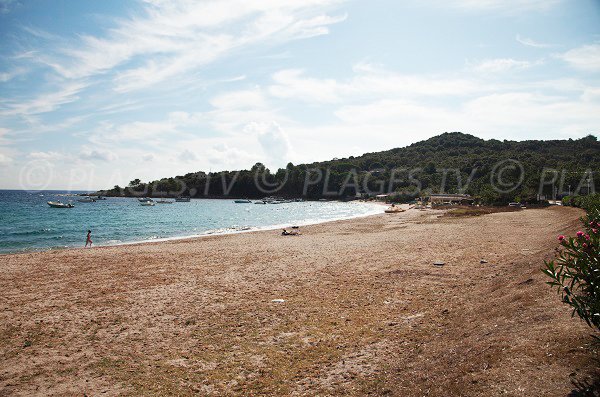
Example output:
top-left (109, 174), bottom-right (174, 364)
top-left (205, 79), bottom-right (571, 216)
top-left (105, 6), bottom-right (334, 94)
top-left (0, 190), bottom-right (383, 254)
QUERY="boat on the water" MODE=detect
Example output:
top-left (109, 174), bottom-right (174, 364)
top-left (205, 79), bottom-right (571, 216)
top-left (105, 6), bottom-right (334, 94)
top-left (95, 196), bottom-right (107, 200)
top-left (138, 197), bottom-right (153, 202)
top-left (77, 197), bottom-right (96, 203)
top-left (234, 199), bottom-right (252, 203)
top-left (254, 200), bottom-right (267, 204)
top-left (140, 201), bottom-right (155, 206)
top-left (47, 201), bottom-right (74, 208)
top-left (175, 196), bottom-right (191, 202)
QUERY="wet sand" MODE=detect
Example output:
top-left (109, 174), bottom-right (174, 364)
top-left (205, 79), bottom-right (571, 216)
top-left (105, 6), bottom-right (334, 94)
top-left (0, 206), bottom-right (596, 396)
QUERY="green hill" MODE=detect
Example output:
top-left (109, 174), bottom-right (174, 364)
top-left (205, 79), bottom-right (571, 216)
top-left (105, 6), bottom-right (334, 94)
top-left (107, 132), bottom-right (600, 204)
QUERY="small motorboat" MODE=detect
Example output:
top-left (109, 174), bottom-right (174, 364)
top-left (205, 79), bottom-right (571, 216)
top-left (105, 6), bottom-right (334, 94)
top-left (48, 201), bottom-right (74, 208)
top-left (254, 200), bottom-right (267, 204)
top-left (234, 199), bottom-right (252, 203)
top-left (138, 197), bottom-right (153, 202)
top-left (140, 201), bottom-right (155, 206)
top-left (95, 196), bottom-right (107, 200)
top-left (175, 196), bottom-right (191, 202)
top-left (77, 197), bottom-right (96, 203)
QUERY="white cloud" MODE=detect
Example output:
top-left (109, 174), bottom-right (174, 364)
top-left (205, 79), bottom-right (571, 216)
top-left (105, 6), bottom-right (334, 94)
top-left (0, 153), bottom-right (12, 165)
top-left (0, 127), bottom-right (10, 145)
top-left (269, 69), bottom-right (341, 102)
top-left (142, 153), bottom-right (155, 162)
top-left (90, 111), bottom-right (199, 145)
top-left (439, 0), bottom-right (562, 12)
top-left (0, 82), bottom-right (88, 117)
top-left (210, 89), bottom-right (267, 109)
top-left (34, 0), bottom-right (346, 92)
top-left (0, 67), bottom-right (27, 83)
top-left (516, 34), bottom-right (554, 48)
top-left (244, 121), bottom-right (292, 165)
top-left (471, 58), bottom-right (536, 73)
top-left (204, 142), bottom-right (258, 169)
top-left (79, 147), bottom-right (118, 162)
top-left (557, 44), bottom-right (600, 72)
top-left (180, 149), bottom-right (198, 162)
top-left (268, 66), bottom-right (479, 104)
top-left (28, 151), bottom-right (67, 161)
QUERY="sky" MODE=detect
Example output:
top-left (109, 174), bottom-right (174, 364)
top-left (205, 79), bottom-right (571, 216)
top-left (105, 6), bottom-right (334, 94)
top-left (0, 0), bottom-right (599, 190)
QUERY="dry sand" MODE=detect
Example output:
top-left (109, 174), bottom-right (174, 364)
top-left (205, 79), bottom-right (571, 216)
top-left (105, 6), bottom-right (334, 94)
top-left (0, 206), bottom-right (598, 396)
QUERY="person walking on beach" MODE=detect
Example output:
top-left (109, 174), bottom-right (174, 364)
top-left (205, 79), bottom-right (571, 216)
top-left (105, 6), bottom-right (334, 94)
top-left (85, 230), bottom-right (93, 248)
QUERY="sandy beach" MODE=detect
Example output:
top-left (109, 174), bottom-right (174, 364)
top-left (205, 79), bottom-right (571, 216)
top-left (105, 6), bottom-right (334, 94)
top-left (0, 206), bottom-right (596, 396)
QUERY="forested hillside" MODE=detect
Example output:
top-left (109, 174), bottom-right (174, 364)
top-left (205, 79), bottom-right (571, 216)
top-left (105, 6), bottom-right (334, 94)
top-left (104, 132), bottom-right (600, 204)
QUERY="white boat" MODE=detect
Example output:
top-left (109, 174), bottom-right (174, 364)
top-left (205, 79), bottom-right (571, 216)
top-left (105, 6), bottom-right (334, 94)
top-left (77, 197), bottom-right (96, 203)
top-left (140, 201), bottom-right (155, 206)
top-left (138, 197), bottom-right (153, 202)
top-left (48, 201), bottom-right (74, 208)
top-left (254, 200), bottom-right (267, 204)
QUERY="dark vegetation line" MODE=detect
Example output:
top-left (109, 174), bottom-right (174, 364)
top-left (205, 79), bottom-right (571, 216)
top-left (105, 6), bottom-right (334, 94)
top-left (101, 132), bottom-right (599, 205)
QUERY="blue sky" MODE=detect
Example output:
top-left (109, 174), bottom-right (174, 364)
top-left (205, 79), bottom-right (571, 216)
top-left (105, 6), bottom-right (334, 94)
top-left (0, 0), bottom-right (599, 190)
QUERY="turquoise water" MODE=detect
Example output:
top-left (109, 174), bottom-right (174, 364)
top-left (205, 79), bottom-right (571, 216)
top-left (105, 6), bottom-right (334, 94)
top-left (0, 190), bottom-right (382, 254)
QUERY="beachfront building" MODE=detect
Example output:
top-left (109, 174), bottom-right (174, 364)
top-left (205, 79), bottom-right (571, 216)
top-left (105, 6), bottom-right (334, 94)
top-left (427, 193), bottom-right (474, 206)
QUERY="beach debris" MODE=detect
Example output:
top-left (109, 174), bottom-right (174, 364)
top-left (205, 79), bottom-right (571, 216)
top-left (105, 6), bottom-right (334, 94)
top-left (433, 261), bottom-right (445, 266)
top-left (271, 299), bottom-right (285, 303)
top-left (403, 313), bottom-right (425, 321)
top-left (480, 259), bottom-right (488, 264)
top-left (518, 278), bottom-right (534, 285)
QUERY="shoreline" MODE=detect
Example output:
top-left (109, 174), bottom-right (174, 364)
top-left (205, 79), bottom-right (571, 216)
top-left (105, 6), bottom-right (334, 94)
top-left (0, 206), bottom-right (593, 396)
top-left (0, 200), bottom-right (387, 257)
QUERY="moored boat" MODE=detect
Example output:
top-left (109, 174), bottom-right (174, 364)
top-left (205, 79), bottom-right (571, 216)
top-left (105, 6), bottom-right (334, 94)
top-left (47, 201), bottom-right (74, 208)
top-left (175, 196), bottom-right (191, 202)
top-left (77, 197), bottom-right (96, 203)
top-left (140, 201), bottom-right (155, 206)
top-left (234, 199), bottom-right (252, 203)
top-left (138, 197), bottom-right (153, 202)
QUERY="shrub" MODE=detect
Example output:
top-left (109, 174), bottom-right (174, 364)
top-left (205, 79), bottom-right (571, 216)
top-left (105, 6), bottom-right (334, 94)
top-left (563, 193), bottom-right (600, 214)
top-left (543, 209), bottom-right (600, 331)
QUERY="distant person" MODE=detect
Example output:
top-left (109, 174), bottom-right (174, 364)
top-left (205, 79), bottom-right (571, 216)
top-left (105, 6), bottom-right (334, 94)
top-left (85, 230), bottom-right (93, 248)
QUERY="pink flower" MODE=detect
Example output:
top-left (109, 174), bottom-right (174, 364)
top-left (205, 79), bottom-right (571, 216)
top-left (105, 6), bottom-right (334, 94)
top-left (585, 234), bottom-right (590, 240)
top-left (577, 231), bottom-right (584, 238)
top-left (558, 235), bottom-right (565, 242)
top-left (593, 229), bottom-right (598, 234)
top-left (583, 243), bottom-right (588, 248)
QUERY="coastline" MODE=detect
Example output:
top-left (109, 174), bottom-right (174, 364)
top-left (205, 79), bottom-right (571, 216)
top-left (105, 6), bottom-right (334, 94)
top-left (0, 199), bottom-right (386, 257)
top-left (1, 206), bottom-right (592, 396)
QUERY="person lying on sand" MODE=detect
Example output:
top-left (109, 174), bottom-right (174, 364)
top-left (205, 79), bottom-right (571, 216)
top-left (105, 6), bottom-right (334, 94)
top-left (282, 229), bottom-right (301, 236)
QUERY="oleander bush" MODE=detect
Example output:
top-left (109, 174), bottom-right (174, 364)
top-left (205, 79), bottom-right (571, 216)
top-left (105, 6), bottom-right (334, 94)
top-left (543, 209), bottom-right (600, 331)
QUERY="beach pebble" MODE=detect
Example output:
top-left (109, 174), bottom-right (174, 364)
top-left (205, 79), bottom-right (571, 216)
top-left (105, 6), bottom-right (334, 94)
top-left (271, 299), bottom-right (285, 303)
top-left (433, 261), bottom-right (445, 266)
top-left (480, 259), bottom-right (488, 264)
